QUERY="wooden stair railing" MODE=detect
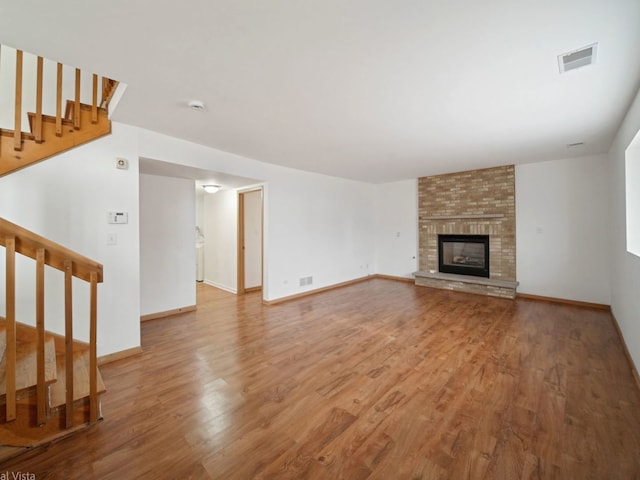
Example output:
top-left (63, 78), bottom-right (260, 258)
top-left (0, 45), bottom-right (119, 178)
top-left (0, 217), bottom-right (103, 428)
top-left (101, 78), bottom-right (118, 109)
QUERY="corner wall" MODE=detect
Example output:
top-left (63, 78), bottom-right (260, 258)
top-left (516, 154), bottom-right (611, 304)
top-left (139, 174), bottom-right (196, 316)
top-left (374, 180), bottom-right (418, 279)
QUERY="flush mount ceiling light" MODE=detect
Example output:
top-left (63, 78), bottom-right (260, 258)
top-left (188, 100), bottom-right (205, 111)
top-left (202, 185), bottom-right (221, 194)
top-left (558, 43), bottom-right (598, 73)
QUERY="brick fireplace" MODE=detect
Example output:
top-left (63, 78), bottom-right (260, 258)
top-left (414, 165), bottom-right (518, 298)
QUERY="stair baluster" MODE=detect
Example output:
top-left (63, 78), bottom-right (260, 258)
top-left (73, 68), bottom-right (81, 130)
top-left (35, 248), bottom-right (46, 426)
top-left (34, 57), bottom-right (44, 143)
top-left (13, 50), bottom-right (23, 151)
top-left (63, 259), bottom-right (74, 428)
top-left (55, 63), bottom-right (63, 137)
top-left (92, 74), bottom-right (98, 124)
top-left (4, 236), bottom-right (17, 422)
top-left (89, 271), bottom-right (98, 423)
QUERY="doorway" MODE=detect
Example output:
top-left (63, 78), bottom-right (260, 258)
top-left (237, 188), bottom-right (263, 294)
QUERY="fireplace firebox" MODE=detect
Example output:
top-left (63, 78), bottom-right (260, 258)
top-left (438, 234), bottom-right (489, 278)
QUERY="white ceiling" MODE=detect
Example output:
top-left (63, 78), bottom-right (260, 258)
top-left (1, 1), bottom-right (639, 183)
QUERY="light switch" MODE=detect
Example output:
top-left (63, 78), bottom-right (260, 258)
top-left (107, 233), bottom-right (117, 245)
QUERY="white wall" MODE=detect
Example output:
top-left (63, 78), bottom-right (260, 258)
top-left (203, 189), bottom-right (238, 293)
top-left (515, 155), bottom-right (611, 304)
top-left (374, 179), bottom-right (418, 278)
top-left (139, 174), bottom-right (196, 316)
top-left (0, 122), bottom-right (141, 357)
top-left (608, 86), bottom-right (640, 372)
top-left (265, 169), bottom-right (375, 299)
top-left (243, 189), bottom-right (263, 289)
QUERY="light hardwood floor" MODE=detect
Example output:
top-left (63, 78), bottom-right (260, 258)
top-left (3, 279), bottom-right (640, 479)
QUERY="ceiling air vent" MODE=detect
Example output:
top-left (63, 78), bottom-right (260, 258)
top-left (558, 43), bottom-right (597, 73)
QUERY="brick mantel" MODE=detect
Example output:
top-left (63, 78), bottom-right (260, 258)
top-left (415, 165), bottom-right (517, 298)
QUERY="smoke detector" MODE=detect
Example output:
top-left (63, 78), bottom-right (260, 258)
top-left (558, 44), bottom-right (597, 73)
top-left (188, 100), bottom-right (205, 111)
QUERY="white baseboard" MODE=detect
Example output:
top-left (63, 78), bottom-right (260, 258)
top-left (203, 279), bottom-right (237, 294)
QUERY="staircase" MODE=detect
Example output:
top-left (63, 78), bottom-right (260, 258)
top-left (0, 320), bottom-right (106, 453)
top-left (0, 45), bottom-right (113, 461)
top-left (0, 47), bottom-right (117, 178)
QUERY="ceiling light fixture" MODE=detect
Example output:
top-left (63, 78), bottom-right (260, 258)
top-left (202, 185), bottom-right (221, 194)
top-left (188, 100), bottom-right (205, 111)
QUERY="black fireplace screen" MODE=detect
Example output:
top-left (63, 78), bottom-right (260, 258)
top-left (438, 234), bottom-right (489, 278)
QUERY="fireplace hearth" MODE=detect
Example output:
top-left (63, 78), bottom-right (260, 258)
top-left (438, 234), bottom-right (489, 278)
